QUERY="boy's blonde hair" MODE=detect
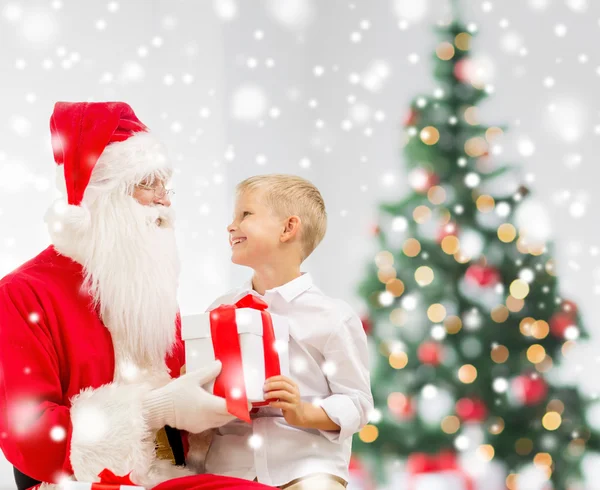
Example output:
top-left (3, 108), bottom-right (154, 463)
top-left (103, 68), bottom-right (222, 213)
top-left (236, 174), bottom-right (327, 260)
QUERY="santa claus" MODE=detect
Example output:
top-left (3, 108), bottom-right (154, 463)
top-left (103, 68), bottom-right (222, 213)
top-left (0, 102), bottom-right (274, 490)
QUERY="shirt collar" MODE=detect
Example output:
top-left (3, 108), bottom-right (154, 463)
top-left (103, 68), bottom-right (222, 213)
top-left (241, 273), bottom-right (313, 304)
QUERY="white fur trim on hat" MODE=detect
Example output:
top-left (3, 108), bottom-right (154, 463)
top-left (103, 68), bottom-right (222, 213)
top-left (91, 131), bottom-right (173, 191)
top-left (53, 131), bottom-right (172, 207)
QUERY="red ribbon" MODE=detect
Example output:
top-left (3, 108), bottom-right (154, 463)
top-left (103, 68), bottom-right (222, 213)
top-left (90, 469), bottom-right (136, 490)
top-left (210, 294), bottom-right (282, 423)
top-left (407, 452), bottom-right (473, 490)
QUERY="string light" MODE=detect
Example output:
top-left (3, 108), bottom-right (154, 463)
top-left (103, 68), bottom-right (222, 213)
top-left (455, 32), bottom-right (471, 50)
top-left (531, 320), bottom-right (550, 339)
top-left (536, 355), bottom-right (553, 373)
top-left (415, 266), bottom-right (434, 286)
top-left (441, 236), bottom-right (460, 254)
top-left (520, 317), bottom-right (535, 336)
top-left (527, 344), bottom-right (546, 364)
top-left (545, 259), bottom-right (556, 276)
top-left (403, 238), bottom-right (421, 257)
top-left (516, 236), bottom-right (530, 254)
top-left (420, 126), bottom-right (440, 145)
top-left (377, 266), bottom-right (397, 283)
top-left (488, 416), bottom-right (505, 434)
top-left (533, 453), bottom-right (553, 469)
top-left (441, 415), bottom-right (461, 434)
top-left (436, 41), bottom-right (455, 60)
top-left (476, 195), bottom-right (495, 212)
top-left (498, 223), bottom-right (517, 242)
top-left (359, 424), bottom-right (379, 443)
top-left (444, 316), bottom-right (463, 334)
top-left (427, 304), bottom-right (447, 322)
top-left (464, 106), bottom-right (478, 125)
top-left (510, 279), bottom-right (530, 299)
top-left (375, 251), bottom-right (394, 268)
top-left (485, 127), bottom-right (504, 141)
top-left (458, 364), bottom-right (477, 383)
top-left (386, 278), bottom-right (405, 297)
top-left (491, 305), bottom-right (509, 323)
top-left (491, 345), bottom-right (509, 363)
top-left (413, 205), bottom-right (432, 223)
top-left (506, 295), bottom-right (525, 312)
top-left (389, 352), bottom-right (408, 369)
top-left (465, 137), bottom-right (488, 157)
top-left (477, 444), bottom-right (495, 462)
top-left (546, 399), bottom-right (565, 414)
top-left (562, 340), bottom-right (576, 357)
top-left (542, 412), bottom-right (561, 431)
top-left (427, 185), bottom-right (447, 204)
top-left (506, 474), bottom-right (517, 490)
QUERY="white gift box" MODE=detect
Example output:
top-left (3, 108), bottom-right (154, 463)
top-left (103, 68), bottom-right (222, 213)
top-left (181, 307), bottom-right (290, 403)
top-left (62, 482), bottom-right (144, 490)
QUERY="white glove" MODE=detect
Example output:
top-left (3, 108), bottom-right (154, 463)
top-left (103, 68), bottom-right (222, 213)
top-left (143, 360), bottom-right (236, 433)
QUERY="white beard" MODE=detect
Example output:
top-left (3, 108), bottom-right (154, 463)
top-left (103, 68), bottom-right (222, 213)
top-left (50, 192), bottom-right (180, 371)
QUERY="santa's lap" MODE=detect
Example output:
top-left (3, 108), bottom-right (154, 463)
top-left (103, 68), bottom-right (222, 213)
top-left (153, 474), bottom-right (275, 490)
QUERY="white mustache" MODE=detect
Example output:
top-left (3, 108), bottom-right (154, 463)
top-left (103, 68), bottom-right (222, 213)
top-left (144, 204), bottom-right (176, 228)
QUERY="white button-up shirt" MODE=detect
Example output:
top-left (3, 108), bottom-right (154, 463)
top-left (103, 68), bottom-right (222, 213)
top-left (203, 273), bottom-right (373, 488)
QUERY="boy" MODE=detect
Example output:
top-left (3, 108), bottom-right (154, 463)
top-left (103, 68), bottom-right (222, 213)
top-left (204, 174), bottom-right (373, 490)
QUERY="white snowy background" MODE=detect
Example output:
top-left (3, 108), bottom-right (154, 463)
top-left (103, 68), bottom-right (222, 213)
top-left (1, 0), bottom-right (600, 488)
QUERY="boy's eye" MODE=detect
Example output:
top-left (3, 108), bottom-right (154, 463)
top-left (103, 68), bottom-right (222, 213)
top-left (242, 211), bottom-right (251, 217)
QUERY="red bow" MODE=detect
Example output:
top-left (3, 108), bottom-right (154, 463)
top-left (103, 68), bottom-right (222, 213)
top-left (407, 452), bottom-right (473, 490)
top-left (90, 469), bottom-right (135, 490)
top-left (210, 294), bottom-right (281, 423)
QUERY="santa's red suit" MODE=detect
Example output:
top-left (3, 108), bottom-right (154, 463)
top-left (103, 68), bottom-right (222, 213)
top-left (0, 102), bottom-right (274, 490)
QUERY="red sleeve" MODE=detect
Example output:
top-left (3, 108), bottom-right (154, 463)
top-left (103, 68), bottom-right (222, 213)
top-left (0, 279), bottom-right (74, 483)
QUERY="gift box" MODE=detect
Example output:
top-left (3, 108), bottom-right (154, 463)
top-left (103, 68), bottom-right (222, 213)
top-left (63, 483), bottom-right (143, 490)
top-left (62, 470), bottom-right (144, 490)
top-left (182, 294), bottom-right (289, 422)
top-left (407, 452), bottom-right (474, 490)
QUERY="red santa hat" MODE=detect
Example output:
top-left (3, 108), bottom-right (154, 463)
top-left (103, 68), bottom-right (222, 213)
top-left (50, 101), bottom-right (171, 203)
top-left (47, 101), bottom-right (171, 233)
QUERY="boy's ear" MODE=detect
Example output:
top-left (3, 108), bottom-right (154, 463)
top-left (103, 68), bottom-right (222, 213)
top-left (280, 215), bottom-right (301, 243)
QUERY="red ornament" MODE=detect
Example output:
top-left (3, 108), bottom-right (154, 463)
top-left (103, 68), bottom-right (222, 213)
top-left (418, 341), bottom-right (443, 366)
top-left (437, 222), bottom-right (459, 242)
top-left (348, 456), bottom-right (375, 490)
top-left (454, 58), bottom-right (472, 84)
top-left (371, 224), bottom-right (381, 236)
top-left (455, 398), bottom-right (488, 422)
top-left (388, 392), bottom-right (416, 420)
top-left (360, 316), bottom-right (373, 335)
top-left (404, 109), bottom-right (418, 126)
top-left (513, 374), bottom-right (548, 406)
top-left (464, 264), bottom-right (501, 288)
top-left (549, 312), bottom-right (575, 338)
top-left (409, 168), bottom-right (439, 193)
top-left (560, 299), bottom-right (578, 316)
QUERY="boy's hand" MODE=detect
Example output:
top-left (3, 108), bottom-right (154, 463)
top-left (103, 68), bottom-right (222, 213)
top-left (264, 375), bottom-right (308, 427)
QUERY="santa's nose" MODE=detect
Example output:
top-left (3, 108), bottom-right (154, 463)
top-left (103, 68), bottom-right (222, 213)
top-left (155, 193), bottom-right (171, 207)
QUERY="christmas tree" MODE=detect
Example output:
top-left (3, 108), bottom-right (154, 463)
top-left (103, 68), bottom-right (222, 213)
top-left (354, 7), bottom-right (599, 490)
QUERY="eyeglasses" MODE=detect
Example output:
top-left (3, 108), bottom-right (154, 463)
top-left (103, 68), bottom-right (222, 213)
top-left (136, 184), bottom-right (176, 199)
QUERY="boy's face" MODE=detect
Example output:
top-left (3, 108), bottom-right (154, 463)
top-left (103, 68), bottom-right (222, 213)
top-left (227, 190), bottom-right (285, 267)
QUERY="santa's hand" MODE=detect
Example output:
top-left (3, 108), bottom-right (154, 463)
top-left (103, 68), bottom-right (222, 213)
top-left (143, 360), bottom-right (235, 433)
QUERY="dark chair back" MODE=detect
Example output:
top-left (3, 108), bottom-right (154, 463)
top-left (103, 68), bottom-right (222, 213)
top-left (13, 466), bottom-right (41, 490)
